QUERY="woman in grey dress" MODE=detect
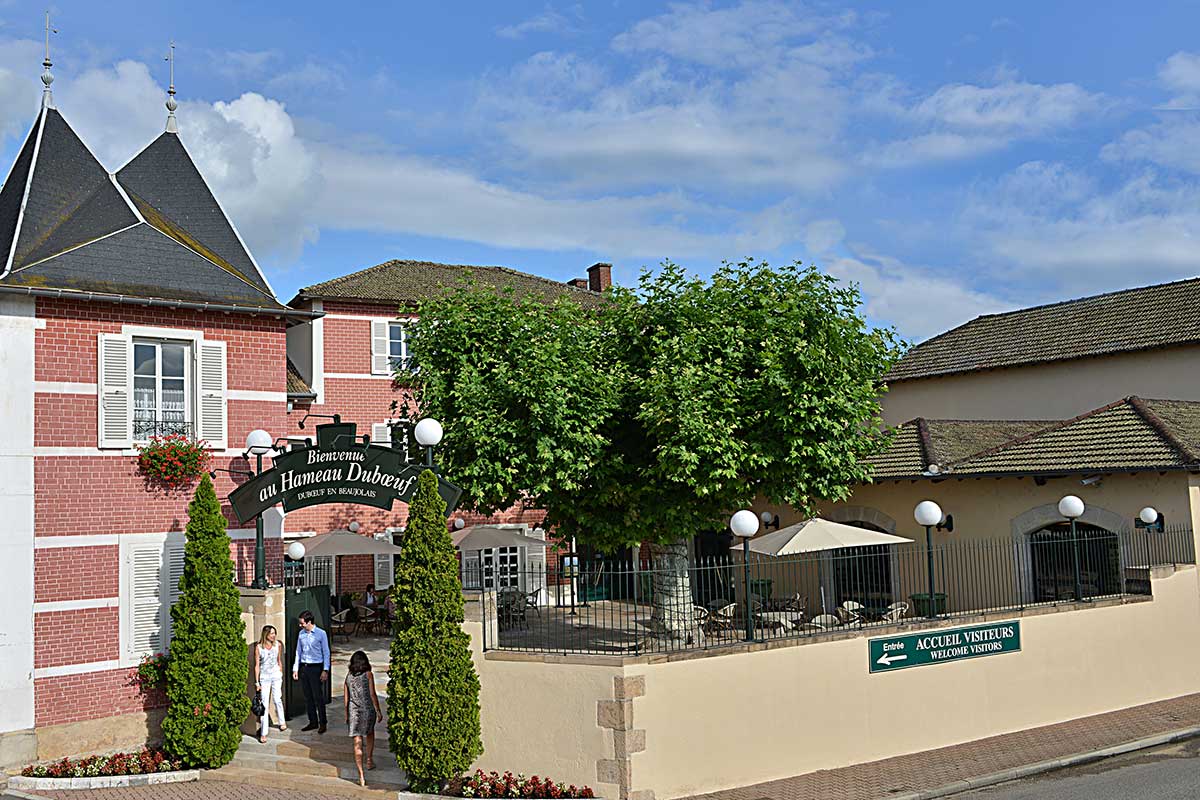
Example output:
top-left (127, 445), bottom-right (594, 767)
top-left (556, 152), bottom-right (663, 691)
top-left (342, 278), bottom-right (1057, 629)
top-left (343, 650), bottom-right (382, 786)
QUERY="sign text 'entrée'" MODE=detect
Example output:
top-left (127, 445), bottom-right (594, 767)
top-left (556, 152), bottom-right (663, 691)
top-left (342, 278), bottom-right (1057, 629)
top-left (228, 421), bottom-right (461, 523)
top-left (868, 620), bottom-right (1021, 673)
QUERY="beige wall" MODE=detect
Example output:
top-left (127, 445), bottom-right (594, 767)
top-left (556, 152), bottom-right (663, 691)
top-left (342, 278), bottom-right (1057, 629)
top-left (471, 567), bottom-right (1200, 800)
top-left (630, 566), bottom-right (1200, 799)
top-left (881, 345), bottom-right (1200, 424)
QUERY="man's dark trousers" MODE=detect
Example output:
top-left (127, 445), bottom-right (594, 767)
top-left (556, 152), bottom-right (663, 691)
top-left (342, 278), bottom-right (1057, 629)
top-left (298, 663), bottom-right (327, 725)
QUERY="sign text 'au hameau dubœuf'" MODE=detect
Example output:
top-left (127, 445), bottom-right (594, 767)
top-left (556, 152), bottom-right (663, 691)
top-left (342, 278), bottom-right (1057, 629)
top-left (227, 421), bottom-right (462, 524)
top-left (868, 620), bottom-right (1021, 674)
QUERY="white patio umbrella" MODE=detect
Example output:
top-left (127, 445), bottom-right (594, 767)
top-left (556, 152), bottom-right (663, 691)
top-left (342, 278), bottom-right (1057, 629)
top-left (302, 530), bottom-right (403, 557)
top-left (731, 518), bottom-right (913, 612)
top-left (452, 525), bottom-right (547, 551)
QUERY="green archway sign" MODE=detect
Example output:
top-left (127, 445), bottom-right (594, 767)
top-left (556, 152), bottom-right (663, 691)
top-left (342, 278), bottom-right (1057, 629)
top-left (227, 421), bottom-right (462, 525)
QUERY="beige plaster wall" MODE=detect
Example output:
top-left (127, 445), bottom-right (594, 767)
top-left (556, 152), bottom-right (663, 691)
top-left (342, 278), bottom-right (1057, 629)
top-left (467, 621), bottom-right (625, 799)
top-left (631, 566), bottom-right (1200, 799)
top-left (881, 346), bottom-right (1200, 425)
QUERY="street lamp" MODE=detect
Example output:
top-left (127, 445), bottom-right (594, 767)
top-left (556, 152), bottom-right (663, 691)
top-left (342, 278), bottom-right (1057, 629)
top-left (286, 541), bottom-right (306, 561)
top-left (730, 509), bottom-right (760, 642)
top-left (245, 429), bottom-right (274, 589)
top-left (413, 418), bottom-right (443, 467)
top-left (453, 517), bottom-right (466, 530)
top-left (1058, 495), bottom-right (1086, 603)
top-left (914, 500), bottom-right (943, 619)
top-left (1139, 507), bottom-right (1159, 526)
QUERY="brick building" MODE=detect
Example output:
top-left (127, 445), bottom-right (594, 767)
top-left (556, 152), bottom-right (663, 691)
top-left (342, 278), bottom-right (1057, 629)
top-left (282, 259), bottom-right (612, 596)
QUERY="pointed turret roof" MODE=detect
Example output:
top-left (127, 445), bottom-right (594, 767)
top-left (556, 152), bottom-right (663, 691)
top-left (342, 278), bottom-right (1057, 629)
top-left (0, 104), bottom-right (288, 313)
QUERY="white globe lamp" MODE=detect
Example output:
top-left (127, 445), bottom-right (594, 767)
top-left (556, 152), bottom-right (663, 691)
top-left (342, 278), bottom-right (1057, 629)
top-left (729, 509), bottom-right (759, 642)
top-left (245, 429), bottom-right (273, 456)
top-left (729, 509), bottom-right (760, 539)
top-left (453, 517), bottom-right (466, 530)
top-left (348, 521), bottom-right (360, 533)
top-left (1058, 495), bottom-right (1085, 519)
top-left (760, 511), bottom-right (773, 524)
top-left (286, 541), bottom-right (306, 561)
top-left (914, 500), bottom-right (943, 528)
top-left (414, 418), bottom-right (444, 447)
top-left (1139, 507), bottom-right (1159, 525)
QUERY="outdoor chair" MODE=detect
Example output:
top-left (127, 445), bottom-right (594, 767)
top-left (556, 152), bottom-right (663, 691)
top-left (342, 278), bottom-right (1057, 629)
top-left (330, 607), bottom-right (358, 641)
top-left (708, 602), bottom-right (739, 635)
top-left (809, 613), bottom-right (841, 629)
top-left (838, 601), bottom-right (865, 627)
top-left (498, 588), bottom-right (527, 630)
top-left (772, 593), bottom-right (806, 613)
top-left (525, 587), bottom-right (542, 618)
top-left (882, 602), bottom-right (909, 623)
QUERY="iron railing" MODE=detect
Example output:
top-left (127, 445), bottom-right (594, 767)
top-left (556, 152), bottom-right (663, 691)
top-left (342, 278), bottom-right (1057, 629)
top-left (479, 525), bottom-right (1195, 656)
top-left (134, 411), bottom-right (194, 440)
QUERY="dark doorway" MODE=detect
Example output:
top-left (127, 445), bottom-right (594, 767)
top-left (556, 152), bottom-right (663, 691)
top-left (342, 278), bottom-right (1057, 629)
top-left (283, 586), bottom-right (332, 719)
top-left (1029, 523), bottom-right (1121, 602)
top-left (691, 528), bottom-right (734, 607)
top-left (832, 544), bottom-right (894, 607)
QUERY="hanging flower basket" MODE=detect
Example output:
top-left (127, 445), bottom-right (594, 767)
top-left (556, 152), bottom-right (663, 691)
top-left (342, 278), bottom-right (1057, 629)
top-left (135, 652), bottom-right (169, 689)
top-left (136, 434), bottom-right (212, 489)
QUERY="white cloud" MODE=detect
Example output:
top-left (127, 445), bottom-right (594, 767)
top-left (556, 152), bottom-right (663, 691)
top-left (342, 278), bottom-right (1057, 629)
top-left (1158, 51), bottom-right (1200, 109)
top-left (1102, 118), bottom-right (1200, 174)
top-left (496, 7), bottom-right (580, 39)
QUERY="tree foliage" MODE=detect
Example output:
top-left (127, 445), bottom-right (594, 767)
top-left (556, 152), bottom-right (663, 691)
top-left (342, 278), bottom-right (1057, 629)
top-left (405, 260), bottom-right (901, 551)
top-left (387, 469), bottom-right (482, 791)
top-left (160, 474), bottom-right (249, 767)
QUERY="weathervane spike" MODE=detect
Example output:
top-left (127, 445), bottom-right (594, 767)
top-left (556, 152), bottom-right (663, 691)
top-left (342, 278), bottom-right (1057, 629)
top-left (164, 40), bottom-right (178, 133)
top-left (41, 10), bottom-right (57, 109)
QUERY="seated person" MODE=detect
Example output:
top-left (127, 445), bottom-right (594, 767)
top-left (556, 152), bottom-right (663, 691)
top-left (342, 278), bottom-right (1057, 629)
top-left (363, 584), bottom-right (377, 608)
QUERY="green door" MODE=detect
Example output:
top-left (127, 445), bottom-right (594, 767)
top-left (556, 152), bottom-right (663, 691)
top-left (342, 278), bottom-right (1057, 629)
top-left (283, 586), bottom-right (332, 719)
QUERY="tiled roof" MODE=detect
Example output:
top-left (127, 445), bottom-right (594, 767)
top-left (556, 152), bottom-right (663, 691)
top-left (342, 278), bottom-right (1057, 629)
top-left (287, 359), bottom-right (315, 398)
top-left (0, 107), bottom-right (287, 313)
top-left (293, 259), bottom-right (604, 308)
top-left (886, 277), bottom-right (1200, 382)
top-left (867, 397), bottom-right (1200, 481)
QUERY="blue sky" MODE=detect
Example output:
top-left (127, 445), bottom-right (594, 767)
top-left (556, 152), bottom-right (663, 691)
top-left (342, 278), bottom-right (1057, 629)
top-left (2, 2), bottom-right (1200, 340)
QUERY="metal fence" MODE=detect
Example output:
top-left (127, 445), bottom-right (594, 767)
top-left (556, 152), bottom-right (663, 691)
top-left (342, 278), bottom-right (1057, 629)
top-left (480, 525), bottom-right (1195, 656)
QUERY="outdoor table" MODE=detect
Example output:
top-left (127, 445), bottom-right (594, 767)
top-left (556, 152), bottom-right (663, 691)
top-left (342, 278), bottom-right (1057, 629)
top-left (755, 611), bottom-right (804, 631)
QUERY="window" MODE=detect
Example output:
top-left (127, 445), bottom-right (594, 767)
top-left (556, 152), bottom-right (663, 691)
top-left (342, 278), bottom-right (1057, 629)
top-left (134, 340), bottom-right (191, 439)
top-left (122, 539), bottom-right (185, 664)
top-left (388, 322), bottom-right (410, 371)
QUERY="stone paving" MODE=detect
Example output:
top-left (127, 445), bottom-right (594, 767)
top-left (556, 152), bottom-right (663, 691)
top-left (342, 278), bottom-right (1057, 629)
top-left (24, 781), bottom-right (393, 800)
top-left (682, 692), bottom-right (1200, 800)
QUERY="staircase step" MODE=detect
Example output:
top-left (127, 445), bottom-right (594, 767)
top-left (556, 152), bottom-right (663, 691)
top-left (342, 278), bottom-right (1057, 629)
top-left (206, 765), bottom-right (404, 798)
top-left (230, 751), bottom-right (405, 783)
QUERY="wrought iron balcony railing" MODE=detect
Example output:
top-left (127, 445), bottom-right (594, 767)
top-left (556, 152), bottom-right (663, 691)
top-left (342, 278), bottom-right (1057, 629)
top-left (134, 412), bottom-right (195, 441)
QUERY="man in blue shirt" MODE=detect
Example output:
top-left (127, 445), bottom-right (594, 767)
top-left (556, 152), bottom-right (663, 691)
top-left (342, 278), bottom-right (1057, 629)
top-left (292, 610), bottom-right (330, 733)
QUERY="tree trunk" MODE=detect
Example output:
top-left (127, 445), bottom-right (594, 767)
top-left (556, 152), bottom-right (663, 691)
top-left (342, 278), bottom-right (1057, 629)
top-left (648, 539), bottom-right (697, 643)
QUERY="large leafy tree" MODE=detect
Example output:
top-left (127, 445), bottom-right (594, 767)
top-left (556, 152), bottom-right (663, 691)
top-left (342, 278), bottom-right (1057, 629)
top-left (405, 261), bottom-right (900, 638)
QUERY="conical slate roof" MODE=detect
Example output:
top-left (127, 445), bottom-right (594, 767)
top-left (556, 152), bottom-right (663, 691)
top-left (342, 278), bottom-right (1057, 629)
top-left (0, 105), bottom-right (286, 312)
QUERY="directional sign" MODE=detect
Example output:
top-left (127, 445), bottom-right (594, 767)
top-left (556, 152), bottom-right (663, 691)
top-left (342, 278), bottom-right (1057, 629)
top-left (868, 620), bottom-right (1021, 674)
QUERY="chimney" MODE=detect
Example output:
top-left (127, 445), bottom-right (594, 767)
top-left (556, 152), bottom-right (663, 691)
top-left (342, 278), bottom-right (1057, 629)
top-left (567, 278), bottom-right (589, 289)
top-left (587, 262), bottom-right (612, 293)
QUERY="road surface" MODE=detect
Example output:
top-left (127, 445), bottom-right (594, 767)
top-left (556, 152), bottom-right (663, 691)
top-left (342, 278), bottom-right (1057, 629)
top-left (960, 737), bottom-right (1200, 799)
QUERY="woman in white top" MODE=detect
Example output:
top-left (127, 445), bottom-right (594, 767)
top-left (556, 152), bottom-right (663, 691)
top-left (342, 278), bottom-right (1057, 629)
top-left (254, 625), bottom-right (287, 743)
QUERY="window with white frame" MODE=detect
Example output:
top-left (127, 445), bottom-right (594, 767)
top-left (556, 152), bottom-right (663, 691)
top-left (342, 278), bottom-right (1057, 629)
top-left (134, 340), bottom-right (191, 439)
top-left (388, 322), bottom-right (410, 371)
top-left (121, 538), bottom-right (186, 664)
top-left (98, 330), bottom-right (227, 449)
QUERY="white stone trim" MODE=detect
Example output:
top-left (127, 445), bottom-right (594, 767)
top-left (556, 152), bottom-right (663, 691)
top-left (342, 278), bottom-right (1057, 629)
top-left (228, 389), bottom-right (287, 403)
top-left (35, 597), bottom-right (120, 613)
top-left (33, 659), bottom-right (121, 679)
top-left (323, 372), bottom-right (395, 380)
top-left (312, 299), bottom-right (324, 403)
top-left (35, 381), bottom-right (97, 395)
top-left (323, 312), bottom-right (418, 322)
top-left (35, 446), bottom-right (256, 457)
top-left (35, 534), bottom-right (120, 549)
top-left (9, 770), bottom-right (201, 790)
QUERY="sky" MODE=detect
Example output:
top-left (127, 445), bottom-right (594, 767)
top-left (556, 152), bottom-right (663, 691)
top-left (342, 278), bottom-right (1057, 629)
top-left (1, 2), bottom-right (1200, 341)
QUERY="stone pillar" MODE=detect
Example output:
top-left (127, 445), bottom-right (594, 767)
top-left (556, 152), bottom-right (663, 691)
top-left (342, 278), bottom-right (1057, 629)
top-left (238, 587), bottom-right (287, 735)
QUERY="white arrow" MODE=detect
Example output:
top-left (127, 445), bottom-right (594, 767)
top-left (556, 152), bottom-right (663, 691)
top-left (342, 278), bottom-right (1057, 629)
top-left (876, 652), bottom-right (907, 667)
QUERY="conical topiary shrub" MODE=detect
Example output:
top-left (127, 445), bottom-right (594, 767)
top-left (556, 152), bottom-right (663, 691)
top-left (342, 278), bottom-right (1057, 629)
top-left (161, 473), bottom-right (249, 767)
top-left (388, 469), bottom-right (482, 791)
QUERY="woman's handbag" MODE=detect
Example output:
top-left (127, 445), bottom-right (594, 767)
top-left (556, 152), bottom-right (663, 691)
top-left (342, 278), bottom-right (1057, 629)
top-left (251, 690), bottom-right (265, 718)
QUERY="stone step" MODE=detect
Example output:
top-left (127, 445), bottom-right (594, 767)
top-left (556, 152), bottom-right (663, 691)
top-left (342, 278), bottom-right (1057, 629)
top-left (229, 750), bottom-right (407, 786)
top-left (206, 765), bottom-right (404, 798)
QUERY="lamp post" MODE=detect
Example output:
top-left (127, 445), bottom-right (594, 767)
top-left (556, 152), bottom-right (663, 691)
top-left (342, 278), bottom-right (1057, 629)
top-left (413, 418), bottom-right (443, 467)
top-left (1058, 495), bottom-right (1086, 602)
top-left (286, 541), bottom-right (306, 589)
top-left (245, 429), bottom-right (274, 589)
top-left (730, 509), bottom-right (760, 642)
top-left (914, 500), bottom-right (943, 619)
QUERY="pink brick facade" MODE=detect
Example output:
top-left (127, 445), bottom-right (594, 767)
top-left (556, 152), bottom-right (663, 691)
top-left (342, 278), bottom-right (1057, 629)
top-left (31, 298), bottom-right (290, 729)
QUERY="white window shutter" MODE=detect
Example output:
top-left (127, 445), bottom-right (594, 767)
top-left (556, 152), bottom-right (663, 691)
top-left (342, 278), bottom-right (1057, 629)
top-left (197, 340), bottom-right (227, 449)
top-left (371, 320), bottom-right (390, 375)
top-left (98, 334), bottom-right (132, 449)
top-left (371, 422), bottom-right (391, 447)
top-left (127, 546), bottom-right (163, 659)
top-left (164, 541), bottom-right (186, 647)
top-left (524, 527), bottom-right (547, 604)
top-left (374, 532), bottom-right (393, 589)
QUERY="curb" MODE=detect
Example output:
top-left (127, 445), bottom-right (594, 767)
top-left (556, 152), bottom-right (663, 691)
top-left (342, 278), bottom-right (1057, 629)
top-left (7, 769), bottom-right (200, 791)
top-left (885, 724), bottom-right (1200, 800)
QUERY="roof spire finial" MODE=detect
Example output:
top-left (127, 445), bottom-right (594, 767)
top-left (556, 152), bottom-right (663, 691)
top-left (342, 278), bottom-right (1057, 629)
top-left (164, 40), bottom-right (178, 133)
top-left (41, 10), bottom-right (57, 109)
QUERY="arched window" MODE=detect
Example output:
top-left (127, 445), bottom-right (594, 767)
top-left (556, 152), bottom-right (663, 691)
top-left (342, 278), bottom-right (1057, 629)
top-left (1028, 522), bottom-right (1121, 601)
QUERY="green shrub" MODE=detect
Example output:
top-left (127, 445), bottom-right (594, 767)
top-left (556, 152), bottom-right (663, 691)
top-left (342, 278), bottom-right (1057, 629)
top-left (388, 469), bottom-right (482, 791)
top-left (160, 474), bottom-right (250, 767)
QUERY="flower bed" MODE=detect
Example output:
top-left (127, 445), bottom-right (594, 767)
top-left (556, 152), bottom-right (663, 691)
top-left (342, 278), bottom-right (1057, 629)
top-left (21, 749), bottom-right (183, 778)
top-left (453, 771), bottom-right (595, 798)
